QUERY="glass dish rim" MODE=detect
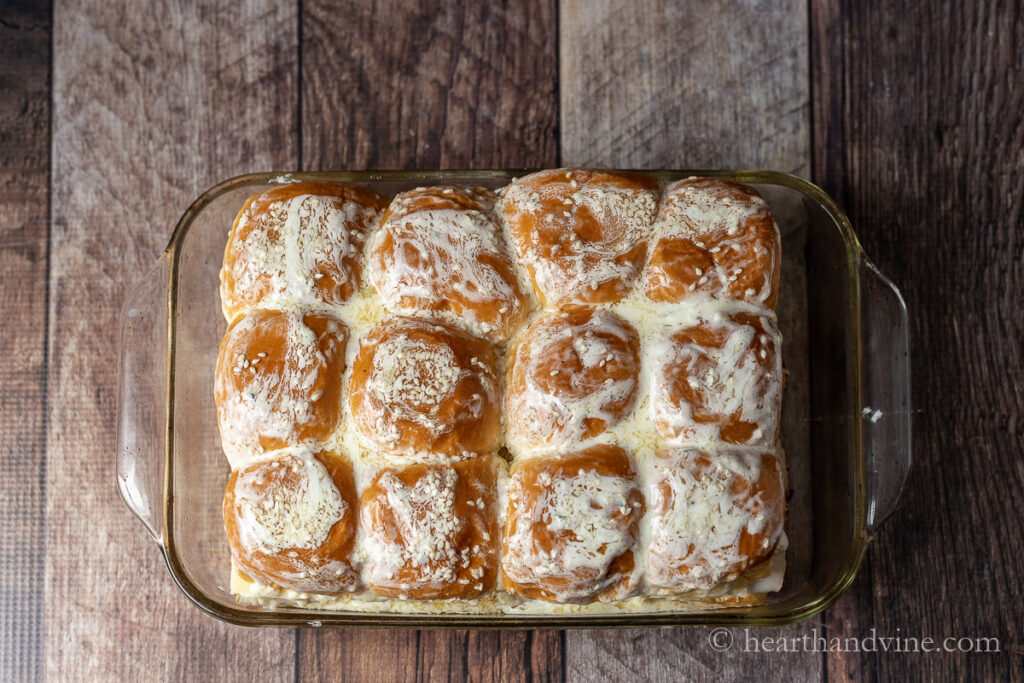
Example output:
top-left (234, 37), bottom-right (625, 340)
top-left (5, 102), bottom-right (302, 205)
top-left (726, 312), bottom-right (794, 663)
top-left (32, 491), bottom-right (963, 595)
top-left (159, 169), bottom-right (869, 628)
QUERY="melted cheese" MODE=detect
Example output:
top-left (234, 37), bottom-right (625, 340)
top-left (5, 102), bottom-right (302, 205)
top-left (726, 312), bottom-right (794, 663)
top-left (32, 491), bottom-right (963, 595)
top-left (498, 171), bottom-right (659, 305)
top-left (503, 468), bottom-right (638, 601)
top-left (218, 310), bottom-right (337, 468)
top-left (234, 452), bottom-right (346, 555)
top-left (226, 194), bottom-right (377, 313)
top-left (647, 452), bottom-right (778, 591)
top-left (505, 309), bottom-right (639, 454)
top-left (218, 174), bottom-right (788, 614)
top-left (368, 195), bottom-right (526, 339)
top-left (362, 468), bottom-right (464, 588)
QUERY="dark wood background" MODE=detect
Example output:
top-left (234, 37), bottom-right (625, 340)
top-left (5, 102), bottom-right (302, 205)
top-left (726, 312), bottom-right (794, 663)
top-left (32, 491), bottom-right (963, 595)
top-left (1, 0), bottom-right (1021, 680)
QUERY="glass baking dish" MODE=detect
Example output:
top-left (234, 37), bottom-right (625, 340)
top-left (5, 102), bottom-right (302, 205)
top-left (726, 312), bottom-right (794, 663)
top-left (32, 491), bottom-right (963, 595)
top-left (116, 170), bottom-right (911, 628)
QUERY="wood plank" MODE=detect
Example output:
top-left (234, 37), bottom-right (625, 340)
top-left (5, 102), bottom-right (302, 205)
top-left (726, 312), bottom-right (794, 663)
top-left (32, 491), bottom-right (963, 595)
top-left (48, 1), bottom-right (300, 680)
top-left (811, 1), bottom-right (1024, 680)
top-left (560, 1), bottom-right (821, 680)
top-left (300, 0), bottom-right (560, 170)
top-left (808, 2), bottom-right (874, 682)
top-left (0, 2), bottom-right (51, 681)
top-left (297, 1), bottom-right (562, 680)
top-left (560, 0), bottom-right (809, 175)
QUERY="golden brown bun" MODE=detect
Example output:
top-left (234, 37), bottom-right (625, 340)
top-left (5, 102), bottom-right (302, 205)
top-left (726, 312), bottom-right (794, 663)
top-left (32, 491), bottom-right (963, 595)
top-left (651, 310), bottom-right (781, 447)
top-left (360, 454), bottom-right (503, 599)
top-left (506, 307), bottom-right (640, 449)
top-left (499, 168), bottom-right (659, 307)
top-left (369, 186), bottom-right (530, 342)
top-left (646, 449), bottom-right (785, 593)
top-left (223, 450), bottom-right (360, 594)
top-left (347, 316), bottom-right (501, 456)
top-left (214, 308), bottom-right (348, 467)
top-left (501, 445), bottom-right (645, 603)
top-left (645, 178), bottom-right (780, 308)
top-left (220, 182), bottom-right (388, 322)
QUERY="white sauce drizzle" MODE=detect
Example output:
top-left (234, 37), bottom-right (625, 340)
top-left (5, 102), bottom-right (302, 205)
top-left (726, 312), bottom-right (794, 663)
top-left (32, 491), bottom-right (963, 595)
top-left (224, 193), bottom-right (379, 317)
top-left (647, 451), bottom-right (781, 592)
top-left (503, 468), bottom-right (639, 602)
top-left (362, 468), bottom-right (466, 589)
top-left (234, 453), bottom-right (346, 555)
top-left (218, 173), bottom-right (788, 612)
top-left (369, 190), bottom-right (526, 340)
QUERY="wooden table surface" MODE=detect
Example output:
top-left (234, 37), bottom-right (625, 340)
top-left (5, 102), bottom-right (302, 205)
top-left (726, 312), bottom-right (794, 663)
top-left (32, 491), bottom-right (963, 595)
top-left (2, 0), bottom-right (1022, 680)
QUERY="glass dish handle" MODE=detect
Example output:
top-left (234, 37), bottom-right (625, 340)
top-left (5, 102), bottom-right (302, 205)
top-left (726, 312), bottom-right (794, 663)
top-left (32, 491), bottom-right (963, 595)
top-left (116, 257), bottom-right (169, 544)
top-left (859, 258), bottom-right (912, 535)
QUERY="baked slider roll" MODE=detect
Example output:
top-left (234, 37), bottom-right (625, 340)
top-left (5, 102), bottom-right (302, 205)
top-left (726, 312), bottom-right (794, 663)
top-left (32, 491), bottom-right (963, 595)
top-left (506, 308), bottom-right (641, 450)
top-left (501, 445), bottom-right (645, 603)
top-left (360, 454), bottom-right (503, 599)
top-left (498, 168), bottom-right (659, 307)
top-left (348, 316), bottom-right (501, 457)
top-left (223, 449), bottom-right (360, 594)
top-left (368, 186), bottom-right (530, 342)
top-left (646, 449), bottom-right (785, 593)
top-left (644, 178), bottom-right (780, 309)
top-left (651, 310), bottom-right (781, 448)
top-left (220, 181), bottom-right (388, 322)
top-left (215, 308), bottom-right (348, 468)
